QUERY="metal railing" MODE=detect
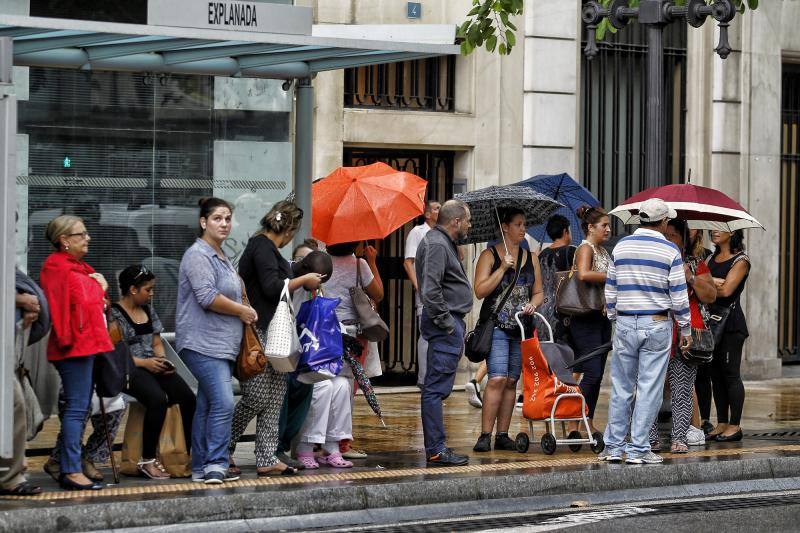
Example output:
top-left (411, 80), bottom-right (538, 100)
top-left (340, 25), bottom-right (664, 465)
top-left (580, 14), bottom-right (687, 228)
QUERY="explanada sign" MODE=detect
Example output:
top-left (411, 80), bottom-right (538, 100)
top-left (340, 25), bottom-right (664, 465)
top-left (208, 2), bottom-right (258, 28)
top-left (148, 0), bottom-right (312, 36)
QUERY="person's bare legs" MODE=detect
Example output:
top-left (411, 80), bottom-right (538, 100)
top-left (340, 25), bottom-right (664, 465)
top-left (480, 377), bottom-right (507, 433)
top-left (474, 361), bottom-right (488, 385)
top-left (495, 378), bottom-right (518, 433)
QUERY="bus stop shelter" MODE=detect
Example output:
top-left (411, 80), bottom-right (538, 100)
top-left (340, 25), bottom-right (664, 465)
top-left (0, 10), bottom-right (459, 456)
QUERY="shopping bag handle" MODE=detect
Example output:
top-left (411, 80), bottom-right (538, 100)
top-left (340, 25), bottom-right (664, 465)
top-left (515, 311), bottom-right (553, 343)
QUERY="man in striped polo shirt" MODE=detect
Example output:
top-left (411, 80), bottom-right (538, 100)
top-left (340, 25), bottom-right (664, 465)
top-left (600, 198), bottom-right (692, 465)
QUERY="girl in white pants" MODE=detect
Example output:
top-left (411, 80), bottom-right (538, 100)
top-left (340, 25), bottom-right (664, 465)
top-left (296, 376), bottom-right (354, 468)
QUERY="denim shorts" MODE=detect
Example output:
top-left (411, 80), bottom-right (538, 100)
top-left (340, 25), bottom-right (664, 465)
top-left (487, 328), bottom-right (522, 380)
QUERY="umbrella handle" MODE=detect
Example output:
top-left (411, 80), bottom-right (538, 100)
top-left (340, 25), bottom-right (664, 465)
top-left (495, 206), bottom-right (509, 255)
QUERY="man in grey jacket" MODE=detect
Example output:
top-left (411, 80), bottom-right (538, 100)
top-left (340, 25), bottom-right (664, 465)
top-left (415, 199), bottom-right (473, 466)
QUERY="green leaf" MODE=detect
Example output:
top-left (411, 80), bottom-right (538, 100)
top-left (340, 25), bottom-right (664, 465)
top-left (747, 0), bottom-right (758, 9)
top-left (486, 35), bottom-right (497, 52)
top-left (506, 29), bottom-right (516, 47)
top-left (506, 20), bottom-right (517, 31)
top-left (467, 5), bottom-right (480, 16)
top-left (499, 42), bottom-right (507, 55)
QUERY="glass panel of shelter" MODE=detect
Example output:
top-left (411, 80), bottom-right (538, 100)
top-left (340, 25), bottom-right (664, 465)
top-left (18, 68), bottom-right (292, 332)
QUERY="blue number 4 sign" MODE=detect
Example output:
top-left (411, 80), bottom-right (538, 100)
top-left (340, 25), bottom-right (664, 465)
top-left (407, 2), bottom-right (421, 19)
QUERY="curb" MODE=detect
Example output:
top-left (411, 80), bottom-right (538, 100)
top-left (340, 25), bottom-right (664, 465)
top-left (2, 454), bottom-right (798, 532)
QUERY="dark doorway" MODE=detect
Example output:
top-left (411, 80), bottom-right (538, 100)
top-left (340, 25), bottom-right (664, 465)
top-left (342, 148), bottom-right (455, 386)
top-left (779, 63), bottom-right (800, 362)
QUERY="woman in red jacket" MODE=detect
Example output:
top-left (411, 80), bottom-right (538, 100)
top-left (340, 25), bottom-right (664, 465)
top-left (39, 215), bottom-right (113, 491)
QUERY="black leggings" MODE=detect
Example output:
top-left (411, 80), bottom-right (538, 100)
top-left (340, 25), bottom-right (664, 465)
top-left (126, 366), bottom-right (196, 459)
top-left (569, 313), bottom-right (612, 419)
top-left (710, 332), bottom-right (747, 426)
top-left (695, 362), bottom-right (713, 421)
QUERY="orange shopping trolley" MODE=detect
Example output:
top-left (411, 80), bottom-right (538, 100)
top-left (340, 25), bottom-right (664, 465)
top-left (513, 312), bottom-right (607, 455)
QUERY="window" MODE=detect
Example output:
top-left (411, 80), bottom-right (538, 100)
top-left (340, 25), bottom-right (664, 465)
top-left (344, 56), bottom-right (455, 112)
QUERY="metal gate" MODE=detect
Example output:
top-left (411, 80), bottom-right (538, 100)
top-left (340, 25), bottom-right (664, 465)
top-left (342, 148), bottom-right (454, 385)
top-left (779, 64), bottom-right (800, 361)
top-left (581, 15), bottom-right (687, 221)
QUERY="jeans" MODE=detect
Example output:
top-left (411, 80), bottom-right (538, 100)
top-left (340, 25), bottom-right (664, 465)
top-left (603, 315), bottom-right (671, 458)
top-left (569, 313), bottom-right (612, 419)
top-left (420, 311), bottom-right (465, 457)
top-left (53, 355), bottom-right (96, 474)
top-left (487, 328), bottom-right (522, 380)
top-left (179, 349), bottom-right (234, 477)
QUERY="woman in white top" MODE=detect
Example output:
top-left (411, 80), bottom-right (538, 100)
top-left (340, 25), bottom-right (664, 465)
top-left (295, 241), bottom-right (383, 468)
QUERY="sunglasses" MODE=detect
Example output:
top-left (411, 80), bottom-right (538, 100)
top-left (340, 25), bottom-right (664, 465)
top-left (133, 265), bottom-right (151, 282)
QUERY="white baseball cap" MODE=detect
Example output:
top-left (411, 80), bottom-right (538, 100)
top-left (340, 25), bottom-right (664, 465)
top-left (638, 198), bottom-right (677, 223)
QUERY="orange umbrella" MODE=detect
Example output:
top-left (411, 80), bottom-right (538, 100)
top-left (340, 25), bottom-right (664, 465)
top-left (312, 162), bottom-right (427, 246)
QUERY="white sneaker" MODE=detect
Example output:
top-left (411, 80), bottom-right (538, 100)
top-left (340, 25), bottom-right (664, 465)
top-left (465, 379), bottom-right (482, 408)
top-left (626, 451), bottom-right (663, 464)
top-left (687, 425), bottom-right (706, 446)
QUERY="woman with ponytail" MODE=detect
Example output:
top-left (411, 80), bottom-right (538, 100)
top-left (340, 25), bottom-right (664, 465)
top-left (568, 205), bottom-right (613, 440)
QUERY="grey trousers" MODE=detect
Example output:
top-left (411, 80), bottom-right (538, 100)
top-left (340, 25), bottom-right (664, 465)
top-left (0, 380), bottom-right (27, 489)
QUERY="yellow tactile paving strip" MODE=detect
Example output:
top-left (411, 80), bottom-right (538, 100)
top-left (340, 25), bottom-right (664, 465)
top-left (6, 443), bottom-right (800, 502)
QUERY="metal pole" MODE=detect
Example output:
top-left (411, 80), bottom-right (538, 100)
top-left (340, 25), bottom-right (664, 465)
top-left (645, 23), bottom-right (666, 190)
top-left (0, 37), bottom-right (17, 458)
top-left (294, 77), bottom-right (313, 242)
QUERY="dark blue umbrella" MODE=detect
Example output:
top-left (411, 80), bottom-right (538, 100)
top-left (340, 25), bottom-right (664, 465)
top-left (514, 173), bottom-right (600, 247)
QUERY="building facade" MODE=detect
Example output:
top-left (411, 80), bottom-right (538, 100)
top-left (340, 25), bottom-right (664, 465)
top-left (523, 0), bottom-right (796, 379)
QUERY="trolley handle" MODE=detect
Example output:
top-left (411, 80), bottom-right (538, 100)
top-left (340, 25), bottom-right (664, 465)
top-left (515, 311), bottom-right (554, 343)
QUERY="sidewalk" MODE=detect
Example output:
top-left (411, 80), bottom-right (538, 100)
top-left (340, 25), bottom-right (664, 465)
top-left (3, 377), bottom-right (800, 532)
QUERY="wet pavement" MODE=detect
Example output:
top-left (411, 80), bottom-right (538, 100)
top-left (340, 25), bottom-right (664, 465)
top-left (8, 376), bottom-right (800, 504)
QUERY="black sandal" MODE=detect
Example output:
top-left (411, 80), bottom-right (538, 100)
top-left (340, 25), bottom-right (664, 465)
top-left (0, 481), bottom-right (42, 496)
top-left (257, 466), bottom-right (298, 477)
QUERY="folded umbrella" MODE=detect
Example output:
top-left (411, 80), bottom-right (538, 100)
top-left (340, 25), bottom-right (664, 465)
top-left (312, 162), bottom-right (427, 246)
top-left (514, 173), bottom-right (600, 246)
top-left (609, 184), bottom-right (764, 231)
top-left (342, 334), bottom-right (385, 427)
top-left (454, 185), bottom-right (562, 247)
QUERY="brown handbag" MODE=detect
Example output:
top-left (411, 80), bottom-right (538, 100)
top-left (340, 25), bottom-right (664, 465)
top-left (554, 264), bottom-right (605, 317)
top-left (235, 279), bottom-right (267, 381)
top-left (349, 259), bottom-right (389, 342)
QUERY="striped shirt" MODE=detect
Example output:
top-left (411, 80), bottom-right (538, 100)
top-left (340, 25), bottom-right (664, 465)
top-left (604, 228), bottom-right (691, 336)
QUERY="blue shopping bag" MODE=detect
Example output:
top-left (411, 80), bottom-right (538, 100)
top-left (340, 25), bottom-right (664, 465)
top-left (294, 296), bottom-right (344, 384)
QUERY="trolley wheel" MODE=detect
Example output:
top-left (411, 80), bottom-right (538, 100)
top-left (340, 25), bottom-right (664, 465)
top-left (515, 432), bottom-right (530, 453)
top-left (541, 433), bottom-right (557, 455)
top-left (591, 431), bottom-right (605, 454)
top-left (567, 430), bottom-right (583, 452)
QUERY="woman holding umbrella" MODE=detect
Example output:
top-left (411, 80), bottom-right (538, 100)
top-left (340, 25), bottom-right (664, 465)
top-left (472, 207), bottom-right (544, 452)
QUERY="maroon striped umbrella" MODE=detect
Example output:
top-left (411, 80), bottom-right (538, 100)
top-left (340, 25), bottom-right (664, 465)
top-left (609, 184), bottom-right (764, 231)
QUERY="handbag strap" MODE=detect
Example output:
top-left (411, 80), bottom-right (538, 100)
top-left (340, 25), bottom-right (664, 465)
top-left (490, 246), bottom-right (523, 319)
top-left (356, 256), bottom-right (364, 289)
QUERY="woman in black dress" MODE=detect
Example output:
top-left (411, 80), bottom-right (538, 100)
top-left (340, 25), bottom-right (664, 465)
top-left (705, 230), bottom-right (750, 442)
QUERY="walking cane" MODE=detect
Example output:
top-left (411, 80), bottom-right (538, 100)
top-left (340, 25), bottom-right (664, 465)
top-left (96, 388), bottom-right (119, 484)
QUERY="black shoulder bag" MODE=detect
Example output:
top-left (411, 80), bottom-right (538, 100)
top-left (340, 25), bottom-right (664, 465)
top-left (465, 247), bottom-right (523, 363)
